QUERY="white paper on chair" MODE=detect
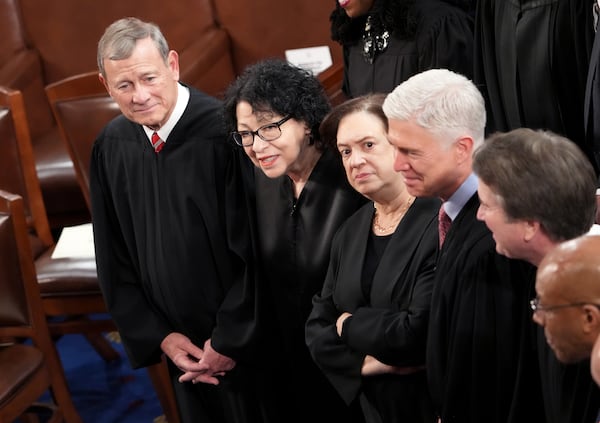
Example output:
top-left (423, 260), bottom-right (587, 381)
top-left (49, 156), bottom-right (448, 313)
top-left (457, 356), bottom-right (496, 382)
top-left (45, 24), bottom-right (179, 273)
top-left (285, 46), bottom-right (332, 76)
top-left (51, 222), bottom-right (95, 259)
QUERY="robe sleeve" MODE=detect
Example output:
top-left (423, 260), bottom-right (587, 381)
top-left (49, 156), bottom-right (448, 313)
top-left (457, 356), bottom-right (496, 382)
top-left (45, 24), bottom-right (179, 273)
top-left (211, 147), bottom-right (260, 362)
top-left (305, 229), bottom-right (365, 405)
top-left (343, 230), bottom-right (436, 366)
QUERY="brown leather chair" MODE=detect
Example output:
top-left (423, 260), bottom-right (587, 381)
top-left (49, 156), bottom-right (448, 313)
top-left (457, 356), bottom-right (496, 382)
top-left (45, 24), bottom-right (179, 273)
top-left (45, 73), bottom-right (181, 423)
top-left (317, 62), bottom-right (346, 107)
top-left (45, 71), bottom-right (120, 210)
top-left (0, 190), bottom-right (72, 423)
top-left (0, 84), bottom-right (118, 359)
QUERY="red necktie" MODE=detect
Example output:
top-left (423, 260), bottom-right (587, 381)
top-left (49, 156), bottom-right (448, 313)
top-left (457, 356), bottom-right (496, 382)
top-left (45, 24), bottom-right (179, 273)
top-left (151, 132), bottom-right (164, 153)
top-left (438, 205), bottom-right (452, 248)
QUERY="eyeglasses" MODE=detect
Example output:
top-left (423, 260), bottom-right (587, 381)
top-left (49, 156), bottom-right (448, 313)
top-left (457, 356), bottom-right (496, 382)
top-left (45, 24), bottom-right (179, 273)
top-left (529, 297), bottom-right (600, 313)
top-left (231, 115), bottom-right (291, 147)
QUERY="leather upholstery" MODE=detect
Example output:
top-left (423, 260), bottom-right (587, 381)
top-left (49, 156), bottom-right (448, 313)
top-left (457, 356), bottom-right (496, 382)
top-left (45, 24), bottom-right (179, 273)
top-left (0, 0), bottom-right (342, 230)
top-left (0, 190), bottom-right (72, 422)
top-left (0, 344), bottom-right (44, 404)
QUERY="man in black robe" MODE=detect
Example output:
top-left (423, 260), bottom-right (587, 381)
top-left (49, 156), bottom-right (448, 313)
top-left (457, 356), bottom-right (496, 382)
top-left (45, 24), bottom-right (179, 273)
top-left (473, 128), bottom-right (600, 423)
top-left (91, 18), bottom-right (262, 423)
top-left (383, 69), bottom-right (544, 423)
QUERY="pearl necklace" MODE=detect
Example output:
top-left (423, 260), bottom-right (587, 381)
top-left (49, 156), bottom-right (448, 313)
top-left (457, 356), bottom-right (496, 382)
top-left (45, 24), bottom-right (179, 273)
top-left (373, 196), bottom-right (414, 234)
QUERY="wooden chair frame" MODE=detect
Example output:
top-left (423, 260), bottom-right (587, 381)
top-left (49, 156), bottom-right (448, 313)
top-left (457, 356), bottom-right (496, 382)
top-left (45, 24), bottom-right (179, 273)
top-left (0, 190), bottom-right (71, 423)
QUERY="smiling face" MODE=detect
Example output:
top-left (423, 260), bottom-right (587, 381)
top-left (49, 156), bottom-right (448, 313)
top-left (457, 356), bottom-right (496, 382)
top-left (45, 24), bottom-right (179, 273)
top-left (338, 0), bottom-right (374, 18)
top-left (476, 180), bottom-right (530, 259)
top-left (235, 101), bottom-right (311, 178)
top-left (336, 110), bottom-right (399, 200)
top-left (387, 118), bottom-right (463, 201)
top-left (99, 37), bottom-right (179, 129)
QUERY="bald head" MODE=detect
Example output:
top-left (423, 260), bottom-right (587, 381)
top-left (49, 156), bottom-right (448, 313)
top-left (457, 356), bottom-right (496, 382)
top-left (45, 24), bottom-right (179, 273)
top-left (537, 236), bottom-right (600, 303)
top-left (534, 235), bottom-right (600, 364)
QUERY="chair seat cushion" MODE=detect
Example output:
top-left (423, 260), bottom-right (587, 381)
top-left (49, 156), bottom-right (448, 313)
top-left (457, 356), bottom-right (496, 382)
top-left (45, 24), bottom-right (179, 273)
top-left (35, 247), bottom-right (100, 296)
top-left (0, 344), bottom-right (44, 406)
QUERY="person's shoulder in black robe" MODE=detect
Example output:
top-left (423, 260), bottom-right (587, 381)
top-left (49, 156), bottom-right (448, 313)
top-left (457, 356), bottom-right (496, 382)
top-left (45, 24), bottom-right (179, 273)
top-left (427, 193), bottom-right (544, 423)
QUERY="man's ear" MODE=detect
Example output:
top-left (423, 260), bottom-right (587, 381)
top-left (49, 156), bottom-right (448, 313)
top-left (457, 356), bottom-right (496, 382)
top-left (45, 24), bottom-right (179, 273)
top-left (98, 73), bottom-right (112, 97)
top-left (454, 135), bottom-right (474, 164)
top-left (582, 305), bottom-right (600, 332)
top-left (522, 220), bottom-right (540, 242)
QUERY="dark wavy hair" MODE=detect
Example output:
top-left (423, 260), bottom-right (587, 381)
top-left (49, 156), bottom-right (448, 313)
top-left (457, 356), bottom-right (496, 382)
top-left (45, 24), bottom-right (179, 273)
top-left (222, 58), bottom-right (331, 151)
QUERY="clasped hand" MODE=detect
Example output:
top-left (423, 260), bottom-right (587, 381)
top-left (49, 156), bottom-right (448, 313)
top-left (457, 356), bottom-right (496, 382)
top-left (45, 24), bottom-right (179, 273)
top-left (161, 333), bottom-right (236, 385)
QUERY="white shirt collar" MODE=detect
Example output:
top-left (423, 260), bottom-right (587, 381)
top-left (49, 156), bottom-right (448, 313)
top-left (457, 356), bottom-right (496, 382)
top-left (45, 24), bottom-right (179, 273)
top-left (144, 83), bottom-right (190, 143)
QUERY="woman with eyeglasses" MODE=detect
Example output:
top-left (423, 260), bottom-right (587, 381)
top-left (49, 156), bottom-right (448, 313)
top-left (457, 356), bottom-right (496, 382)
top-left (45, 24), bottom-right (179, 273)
top-left (222, 58), bottom-right (367, 423)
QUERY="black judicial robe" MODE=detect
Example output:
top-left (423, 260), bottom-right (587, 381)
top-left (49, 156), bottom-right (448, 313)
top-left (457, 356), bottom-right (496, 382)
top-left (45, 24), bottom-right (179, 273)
top-left (343, 0), bottom-right (474, 98)
top-left (585, 20), bottom-right (600, 177)
top-left (90, 88), bottom-right (262, 423)
top-left (306, 197), bottom-right (440, 423)
top-left (427, 194), bottom-right (544, 423)
top-left (474, 0), bottom-right (598, 174)
top-left (536, 328), bottom-right (600, 423)
top-left (252, 148), bottom-right (367, 423)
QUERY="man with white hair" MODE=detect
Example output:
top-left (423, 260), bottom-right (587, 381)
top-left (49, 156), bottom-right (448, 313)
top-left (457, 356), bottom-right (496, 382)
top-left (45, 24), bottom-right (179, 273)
top-left (383, 69), bottom-right (544, 423)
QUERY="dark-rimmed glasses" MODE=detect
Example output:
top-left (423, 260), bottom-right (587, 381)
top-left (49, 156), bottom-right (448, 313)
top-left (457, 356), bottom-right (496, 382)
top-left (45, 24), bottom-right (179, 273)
top-left (231, 115), bottom-right (291, 147)
top-left (530, 297), bottom-right (600, 313)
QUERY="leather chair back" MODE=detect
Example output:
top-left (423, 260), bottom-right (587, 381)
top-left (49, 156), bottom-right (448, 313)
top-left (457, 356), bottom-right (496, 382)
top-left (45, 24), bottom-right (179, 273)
top-left (45, 72), bottom-right (120, 210)
top-left (0, 87), bottom-right (54, 247)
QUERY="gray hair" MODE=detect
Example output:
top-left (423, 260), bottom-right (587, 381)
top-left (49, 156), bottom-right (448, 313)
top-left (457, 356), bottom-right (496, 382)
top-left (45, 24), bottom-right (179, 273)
top-left (382, 68), bottom-right (486, 148)
top-left (97, 17), bottom-right (169, 78)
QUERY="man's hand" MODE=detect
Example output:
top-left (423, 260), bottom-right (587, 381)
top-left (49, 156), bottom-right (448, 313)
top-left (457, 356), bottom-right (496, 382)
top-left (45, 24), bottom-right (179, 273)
top-left (161, 333), bottom-right (221, 385)
top-left (161, 332), bottom-right (205, 373)
top-left (178, 338), bottom-right (236, 385)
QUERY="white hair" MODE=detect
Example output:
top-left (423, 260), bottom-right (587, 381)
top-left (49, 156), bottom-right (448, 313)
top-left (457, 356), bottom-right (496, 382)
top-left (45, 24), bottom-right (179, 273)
top-left (382, 68), bottom-right (486, 148)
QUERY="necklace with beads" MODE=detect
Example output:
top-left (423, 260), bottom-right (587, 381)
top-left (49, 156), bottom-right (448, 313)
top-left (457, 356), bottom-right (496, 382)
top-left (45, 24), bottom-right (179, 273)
top-left (373, 196), bottom-right (414, 234)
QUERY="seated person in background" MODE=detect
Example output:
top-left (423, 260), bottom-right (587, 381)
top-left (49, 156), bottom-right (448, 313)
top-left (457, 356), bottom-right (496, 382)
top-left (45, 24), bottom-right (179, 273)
top-left (472, 127), bottom-right (600, 423)
top-left (220, 58), bottom-right (367, 423)
top-left (306, 93), bottom-right (439, 423)
top-left (329, 0), bottom-right (474, 98)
